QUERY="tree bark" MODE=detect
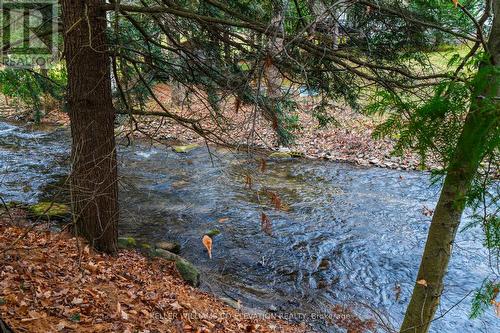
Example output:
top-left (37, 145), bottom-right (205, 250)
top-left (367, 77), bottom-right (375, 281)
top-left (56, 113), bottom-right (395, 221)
top-left (265, 1), bottom-right (289, 144)
top-left (61, 0), bottom-right (118, 253)
top-left (400, 2), bottom-right (500, 332)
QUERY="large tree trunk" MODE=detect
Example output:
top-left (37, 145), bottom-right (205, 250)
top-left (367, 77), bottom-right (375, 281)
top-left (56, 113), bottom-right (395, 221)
top-left (400, 2), bottom-right (500, 332)
top-left (61, 0), bottom-right (118, 253)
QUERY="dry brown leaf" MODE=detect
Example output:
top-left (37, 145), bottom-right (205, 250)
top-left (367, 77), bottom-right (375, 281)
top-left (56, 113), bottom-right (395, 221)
top-left (116, 301), bottom-right (121, 317)
top-left (170, 301), bottom-right (183, 311)
top-left (0, 214), bottom-right (304, 333)
top-left (121, 309), bottom-right (129, 320)
top-left (202, 235), bottom-right (213, 259)
top-left (56, 321), bottom-right (66, 331)
top-left (115, 301), bottom-right (129, 320)
top-left (261, 213), bottom-right (272, 236)
top-left (71, 297), bottom-right (83, 305)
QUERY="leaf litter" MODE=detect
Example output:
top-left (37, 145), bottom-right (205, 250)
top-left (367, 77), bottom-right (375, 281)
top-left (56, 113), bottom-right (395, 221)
top-left (0, 216), bottom-right (307, 333)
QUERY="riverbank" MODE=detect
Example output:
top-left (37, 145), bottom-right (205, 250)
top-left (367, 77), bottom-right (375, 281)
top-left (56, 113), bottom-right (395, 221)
top-left (0, 91), bottom-right (436, 172)
top-left (0, 118), bottom-right (495, 332)
top-left (118, 84), bottom-right (437, 171)
top-left (0, 211), bottom-right (308, 333)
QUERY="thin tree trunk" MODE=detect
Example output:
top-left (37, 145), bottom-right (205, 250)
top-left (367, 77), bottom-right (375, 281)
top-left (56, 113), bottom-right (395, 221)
top-left (309, 0), bottom-right (340, 49)
top-left (266, 9), bottom-right (285, 101)
top-left (265, 1), bottom-right (289, 144)
top-left (61, 0), bottom-right (118, 253)
top-left (223, 31), bottom-right (232, 64)
top-left (400, 2), bottom-right (500, 332)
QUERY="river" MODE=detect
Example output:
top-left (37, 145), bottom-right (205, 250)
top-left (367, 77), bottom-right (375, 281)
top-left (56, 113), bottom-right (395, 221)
top-left (0, 120), bottom-right (497, 332)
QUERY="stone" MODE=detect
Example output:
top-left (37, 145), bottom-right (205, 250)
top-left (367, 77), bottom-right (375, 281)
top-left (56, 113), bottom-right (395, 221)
top-left (289, 151), bottom-right (305, 158)
top-left (154, 248), bottom-right (180, 261)
top-left (28, 202), bottom-right (70, 219)
top-left (6, 201), bottom-right (23, 208)
top-left (172, 144), bottom-right (199, 153)
top-left (140, 243), bottom-right (152, 250)
top-left (175, 258), bottom-right (200, 287)
top-left (205, 229), bottom-right (221, 237)
top-left (172, 180), bottom-right (189, 189)
top-left (152, 250), bottom-right (200, 287)
top-left (277, 147), bottom-right (291, 152)
top-left (220, 297), bottom-right (241, 310)
top-left (317, 280), bottom-right (329, 289)
top-left (269, 151), bottom-right (292, 158)
top-left (155, 241), bottom-right (180, 254)
top-left (268, 305), bottom-right (278, 312)
top-left (318, 258), bottom-right (330, 270)
top-left (117, 236), bottom-right (137, 249)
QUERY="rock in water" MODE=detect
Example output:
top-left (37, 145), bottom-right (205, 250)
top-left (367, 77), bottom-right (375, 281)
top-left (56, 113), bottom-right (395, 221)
top-left (155, 241), bottom-right (181, 254)
top-left (175, 258), bottom-right (200, 287)
top-left (205, 229), bottom-right (221, 237)
top-left (154, 248), bottom-right (180, 261)
top-left (220, 297), bottom-right (241, 310)
top-left (153, 250), bottom-right (200, 287)
top-left (269, 151), bottom-right (304, 159)
top-left (140, 243), bottom-right (152, 250)
top-left (269, 151), bottom-right (292, 159)
top-left (318, 258), bottom-right (331, 270)
top-left (268, 305), bottom-right (278, 313)
top-left (172, 144), bottom-right (199, 153)
top-left (289, 151), bottom-right (305, 158)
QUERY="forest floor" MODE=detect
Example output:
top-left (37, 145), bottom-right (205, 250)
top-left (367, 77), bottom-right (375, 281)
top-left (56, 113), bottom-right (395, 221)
top-left (0, 210), bottom-right (312, 333)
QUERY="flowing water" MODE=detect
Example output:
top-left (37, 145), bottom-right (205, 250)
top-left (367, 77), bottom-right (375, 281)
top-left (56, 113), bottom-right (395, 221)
top-left (0, 120), bottom-right (497, 332)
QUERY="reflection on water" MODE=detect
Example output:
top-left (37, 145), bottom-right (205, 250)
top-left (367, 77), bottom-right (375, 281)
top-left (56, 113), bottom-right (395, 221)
top-left (0, 121), bottom-right (497, 332)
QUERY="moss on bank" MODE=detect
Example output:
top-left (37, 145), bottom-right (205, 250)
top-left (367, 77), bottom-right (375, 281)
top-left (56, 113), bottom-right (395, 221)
top-left (28, 202), bottom-right (70, 219)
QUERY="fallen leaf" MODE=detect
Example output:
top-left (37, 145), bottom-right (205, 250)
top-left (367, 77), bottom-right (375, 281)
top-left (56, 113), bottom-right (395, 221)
top-left (28, 310), bottom-right (41, 319)
top-left (218, 217), bottom-right (229, 223)
top-left (202, 235), bottom-right (213, 259)
top-left (170, 301), bottom-right (183, 311)
top-left (261, 213), bottom-right (272, 236)
top-left (71, 297), bottom-right (83, 305)
top-left (21, 317), bottom-right (38, 322)
top-left (121, 310), bottom-right (129, 320)
top-left (259, 158), bottom-right (267, 172)
top-left (56, 321), bottom-right (66, 331)
top-left (115, 302), bottom-right (128, 320)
